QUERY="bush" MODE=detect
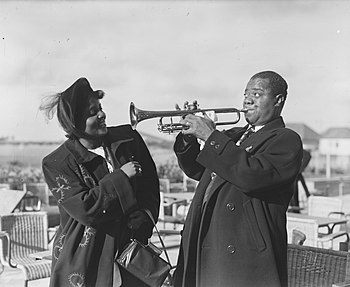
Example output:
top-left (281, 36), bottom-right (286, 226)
top-left (1, 158), bottom-right (186, 189)
top-left (0, 161), bottom-right (45, 189)
top-left (157, 159), bottom-right (184, 183)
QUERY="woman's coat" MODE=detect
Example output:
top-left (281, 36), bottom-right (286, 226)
top-left (173, 117), bottom-right (303, 287)
top-left (42, 125), bottom-right (159, 287)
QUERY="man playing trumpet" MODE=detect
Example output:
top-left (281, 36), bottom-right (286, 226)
top-left (173, 71), bottom-right (303, 287)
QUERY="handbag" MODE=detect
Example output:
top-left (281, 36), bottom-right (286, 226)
top-left (116, 209), bottom-right (172, 287)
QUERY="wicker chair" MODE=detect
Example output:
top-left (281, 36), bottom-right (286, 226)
top-left (288, 244), bottom-right (350, 287)
top-left (0, 212), bottom-right (51, 287)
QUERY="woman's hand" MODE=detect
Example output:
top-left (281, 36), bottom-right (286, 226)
top-left (127, 210), bottom-right (147, 230)
top-left (120, 161), bottom-right (142, 178)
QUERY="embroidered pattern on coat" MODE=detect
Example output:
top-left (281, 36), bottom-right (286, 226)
top-left (103, 192), bottom-right (117, 207)
top-left (53, 233), bottom-right (66, 260)
top-left (79, 226), bottom-right (96, 248)
top-left (68, 272), bottom-right (86, 287)
top-left (51, 174), bottom-right (71, 204)
top-left (77, 164), bottom-right (97, 187)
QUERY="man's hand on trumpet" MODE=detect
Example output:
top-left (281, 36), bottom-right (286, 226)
top-left (175, 101), bottom-right (216, 142)
top-left (180, 113), bottom-right (216, 142)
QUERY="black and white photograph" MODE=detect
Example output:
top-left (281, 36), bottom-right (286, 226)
top-left (1, 1), bottom-right (350, 286)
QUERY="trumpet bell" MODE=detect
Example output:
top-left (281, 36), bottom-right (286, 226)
top-left (130, 102), bottom-right (138, 129)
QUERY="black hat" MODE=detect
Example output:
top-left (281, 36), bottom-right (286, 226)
top-left (58, 77), bottom-right (104, 139)
top-left (61, 77), bottom-right (98, 130)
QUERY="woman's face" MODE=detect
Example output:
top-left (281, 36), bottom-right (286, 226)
top-left (83, 97), bottom-right (108, 137)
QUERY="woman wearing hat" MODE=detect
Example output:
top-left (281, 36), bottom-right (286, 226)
top-left (40, 78), bottom-right (160, 287)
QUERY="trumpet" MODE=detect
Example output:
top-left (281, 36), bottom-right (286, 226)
top-left (130, 102), bottom-right (247, 134)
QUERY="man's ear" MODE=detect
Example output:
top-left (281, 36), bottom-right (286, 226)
top-left (274, 94), bottom-right (285, 107)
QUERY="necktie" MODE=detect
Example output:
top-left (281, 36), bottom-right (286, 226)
top-left (236, 127), bottom-right (254, 146)
top-left (202, 172), bottom-right (217, 210)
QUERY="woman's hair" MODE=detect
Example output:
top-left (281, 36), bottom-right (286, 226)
top-left (39, 78), bottom-right (104, 139)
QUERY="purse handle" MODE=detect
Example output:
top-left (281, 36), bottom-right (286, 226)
top-left (143, 209), bottom-right (172, 268)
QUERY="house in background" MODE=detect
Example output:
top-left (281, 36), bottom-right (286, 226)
top-left (286, 124), bottom-right (350, 196)
top-left (318, 127), bottom-right (350, 177)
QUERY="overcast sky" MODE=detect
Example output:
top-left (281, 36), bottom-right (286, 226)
top-left (1, 0), bottom-right (349, 141)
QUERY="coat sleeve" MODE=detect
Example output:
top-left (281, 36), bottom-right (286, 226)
top-left (132, 130), bottom-right (160, 223)
top-left (173, 133), bottom-right (205, 181)
top-left (42, 157), bottom-right (138, 228)
top-left (196, 129), bottom-right (303, 195)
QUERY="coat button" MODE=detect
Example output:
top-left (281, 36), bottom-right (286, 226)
top-left (227, 245), bottom-right (236, 254)
top-left (226, 203), bottom-right (235, 211)
top-left (214, 144), bottom-right (220, 149)
top-left (102, 210), bottom-right (106, 214)
top-left (210, 140), bottom-right (216, 146)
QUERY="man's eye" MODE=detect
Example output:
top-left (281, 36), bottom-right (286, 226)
top-left (244, 92), bottom-right (262, 98)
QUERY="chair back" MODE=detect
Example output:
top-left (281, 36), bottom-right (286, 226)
top-left (159, 191), bottom-right (166, 221)
top-left (23, 183), bottom-right (50, 206)
top-left (159, 178), bottom-right (170, 193)
top-left (0, 183), bottom-right (11, 190)
top-left (0, 212), bottom-right (48, 262)
top-left (288, 244), bottom-right (350, 286)
top-left (308, 196), bottom-right (343, 217)
top-left (0, 189), bottom-right (26, 215)
top-left (20, 195), bottom-right (42, 212)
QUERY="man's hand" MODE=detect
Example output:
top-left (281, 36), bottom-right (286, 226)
top-left (180, 113), bottom-right (216, 141)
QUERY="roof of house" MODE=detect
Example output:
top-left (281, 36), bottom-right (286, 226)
top-left (286, 123), bottom-right (320, 144)
top-left (322, 127), bottom-right (350, 138)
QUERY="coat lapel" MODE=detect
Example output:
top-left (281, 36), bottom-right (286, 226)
top-left (104, 128), bottom-right (135, 167)
top-left (201, 176), bottom-right (226, 211)
top-left (239, 116), bottom-right (285, 153)
top-left (63, 128), bottom-right (135, 180)
top-left (202, 117), bottom-right (286, 208)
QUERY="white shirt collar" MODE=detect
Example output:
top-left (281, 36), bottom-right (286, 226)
top-left (249, 125), bottom-right (264, 132)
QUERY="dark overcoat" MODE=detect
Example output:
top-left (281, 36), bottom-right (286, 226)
top-left (42, 125), bottom-right (159, 287)
top-left (173, 117), bottom-right (303, 287)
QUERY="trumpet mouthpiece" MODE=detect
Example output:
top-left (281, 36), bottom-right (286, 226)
top-left (240, 108), bottom-right (248, 113)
